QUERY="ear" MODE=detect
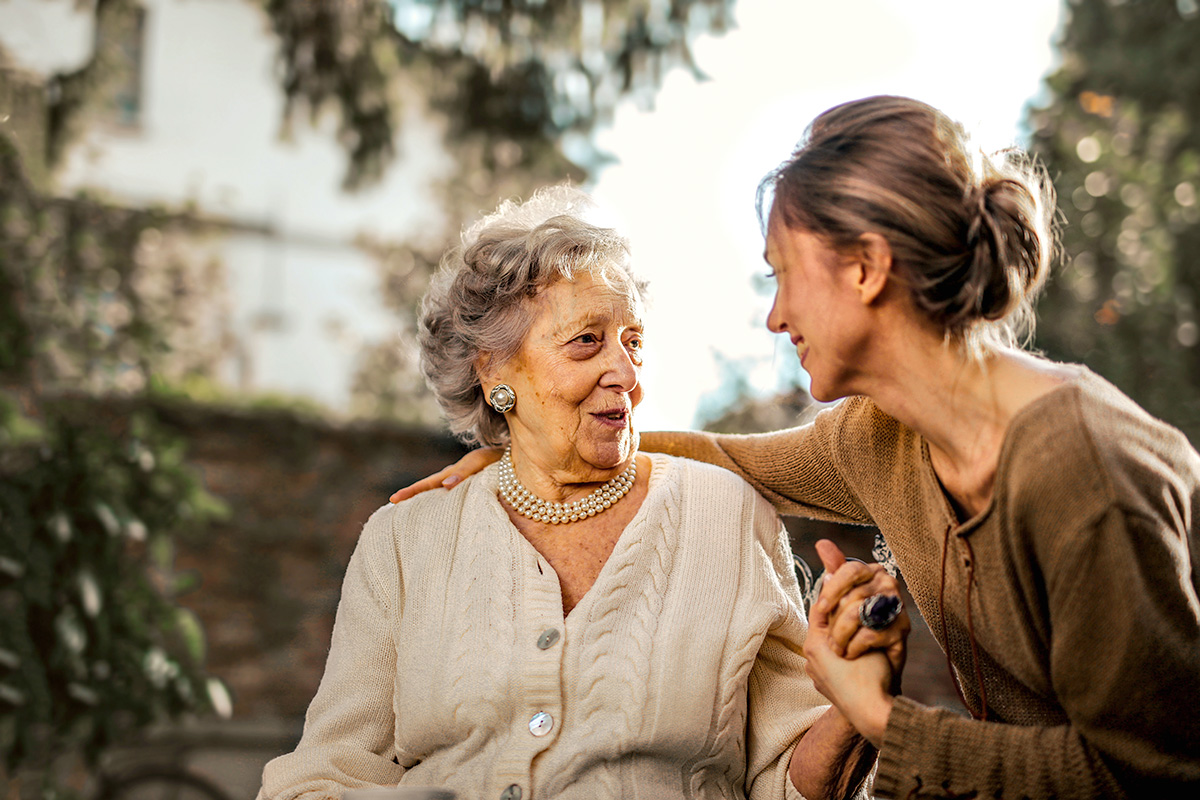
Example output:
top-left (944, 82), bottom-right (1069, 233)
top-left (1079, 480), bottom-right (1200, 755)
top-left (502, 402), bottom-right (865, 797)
top-left (853, 233), bottom-right (893, 305)
top-left (475, 353), bottom-right (498, 387)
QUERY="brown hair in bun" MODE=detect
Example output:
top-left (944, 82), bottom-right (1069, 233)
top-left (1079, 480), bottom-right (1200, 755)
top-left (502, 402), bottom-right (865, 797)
top-left (760, 95), bottom-right (1056, 353)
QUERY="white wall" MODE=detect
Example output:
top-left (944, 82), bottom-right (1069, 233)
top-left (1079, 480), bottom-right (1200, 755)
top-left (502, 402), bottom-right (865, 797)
top-left (219, 229), bottom-right (398, 408)
top-left (0, 0), bottom-right (95, 74)
top-left (0, 0), bottom-right (454, 413)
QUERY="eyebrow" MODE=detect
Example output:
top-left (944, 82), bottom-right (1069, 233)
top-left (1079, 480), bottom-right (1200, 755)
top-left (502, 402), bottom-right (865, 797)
top-left (553, 309), bottom-right (644, 337)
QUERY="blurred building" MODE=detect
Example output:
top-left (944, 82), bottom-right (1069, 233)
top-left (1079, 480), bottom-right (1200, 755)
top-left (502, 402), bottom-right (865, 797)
top-left (0, 0), bottom-right (452, 413)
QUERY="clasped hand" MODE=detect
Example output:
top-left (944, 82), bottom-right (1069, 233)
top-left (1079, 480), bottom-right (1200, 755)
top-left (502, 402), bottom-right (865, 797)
top-left (803, 539), bottom-right (910, 748)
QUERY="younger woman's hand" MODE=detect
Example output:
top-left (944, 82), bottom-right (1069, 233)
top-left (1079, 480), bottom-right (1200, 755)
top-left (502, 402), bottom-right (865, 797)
top-left (389, 447), bottom-right (503, 503)
top-left (811, 539), bottom-right (910, 680)
top-left (802, 617), bottom-right (895, 748)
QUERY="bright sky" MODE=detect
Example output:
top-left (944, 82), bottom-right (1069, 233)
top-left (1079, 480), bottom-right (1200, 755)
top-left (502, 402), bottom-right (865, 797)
top-left (591, 0), bottom-right (1064, 431)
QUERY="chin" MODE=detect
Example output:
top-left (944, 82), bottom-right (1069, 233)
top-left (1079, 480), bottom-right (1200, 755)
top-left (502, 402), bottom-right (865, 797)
top-left (587, 435), bottom-right (636, 471)
top-left (808, 385), bottom-right (834, 403)
top-left (808, 380), bottom-right (853, 404)
top-left (805, 374), bottom-right (838, 403)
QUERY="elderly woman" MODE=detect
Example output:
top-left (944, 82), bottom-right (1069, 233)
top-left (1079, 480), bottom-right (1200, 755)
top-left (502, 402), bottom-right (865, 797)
top-left (257, 187), bottom-right (901, 800)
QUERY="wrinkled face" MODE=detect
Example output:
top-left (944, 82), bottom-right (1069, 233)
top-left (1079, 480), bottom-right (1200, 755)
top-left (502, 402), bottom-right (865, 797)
top-left (492, 270), bottom-right (644, 481)
top-left (764, 208), bottom-right (866, 402)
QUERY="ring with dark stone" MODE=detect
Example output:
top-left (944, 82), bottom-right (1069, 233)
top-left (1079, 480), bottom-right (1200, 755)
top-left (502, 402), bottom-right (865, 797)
top-left (859, 593), bottom-right (903, 631)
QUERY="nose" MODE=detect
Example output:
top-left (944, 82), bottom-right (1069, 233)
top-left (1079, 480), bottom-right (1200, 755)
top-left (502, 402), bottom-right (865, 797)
top-left (767, 295), bottom-right (787, 334)
top-left (601, 342), bottom-right (640, 393)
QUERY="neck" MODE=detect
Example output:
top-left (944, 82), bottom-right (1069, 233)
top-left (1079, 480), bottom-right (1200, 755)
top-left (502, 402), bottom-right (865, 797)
top-left (878, 341), bottom-right (1009, 519)
top-left (506, 445), bottom-right (634, 505)
top-left (853, 326), bottom-right (1072, 517)
top-left (866, 338), bottom-right (1009, 469)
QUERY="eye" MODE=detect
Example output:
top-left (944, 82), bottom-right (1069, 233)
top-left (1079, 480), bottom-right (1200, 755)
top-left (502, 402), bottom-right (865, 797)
top-left (624, 334), bottom-right (644, 364)
top-left (567, 332), bottom-right (603, 357)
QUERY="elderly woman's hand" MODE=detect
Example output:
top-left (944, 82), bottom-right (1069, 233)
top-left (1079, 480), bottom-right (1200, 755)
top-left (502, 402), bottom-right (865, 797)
top-left (811, 539), bottom-right (910, 678)
top-left (390, 447), bottom-right (503, 503)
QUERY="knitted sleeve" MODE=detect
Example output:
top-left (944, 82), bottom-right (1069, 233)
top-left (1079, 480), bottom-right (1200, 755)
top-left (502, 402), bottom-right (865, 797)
top-left (258, 508), bottom-right (406, 800)
top-left (875, 504), bottom-right (1200, 798)
top-left (640, 400), bottom-right (873, 525)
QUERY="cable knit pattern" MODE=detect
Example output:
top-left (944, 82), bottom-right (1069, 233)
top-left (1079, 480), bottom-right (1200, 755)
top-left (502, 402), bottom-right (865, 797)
top-left (645, 367), bottom-right (1200, 799)
top-left (687, 627), bottom-right (758, 799)
top-left (552, 470), bottom-right (678, 795)
top-left (257, 453), bottom-right (831, 800)
top-left (444, 507), bottom-right (514, 747)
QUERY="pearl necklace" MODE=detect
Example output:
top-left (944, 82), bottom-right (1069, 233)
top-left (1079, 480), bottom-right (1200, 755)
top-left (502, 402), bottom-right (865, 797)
top-left (498, 447), bottom-right (636, 524)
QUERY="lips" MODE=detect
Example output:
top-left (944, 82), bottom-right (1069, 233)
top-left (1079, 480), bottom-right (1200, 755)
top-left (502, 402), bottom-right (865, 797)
top-left (591, 409), bottom-right (630, 427)
top-left (792, 336), bottom-right (808, 366)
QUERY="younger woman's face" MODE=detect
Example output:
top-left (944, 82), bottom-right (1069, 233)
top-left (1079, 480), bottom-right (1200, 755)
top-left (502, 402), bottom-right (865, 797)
top-left (763, 208), bottom-right (871, 402)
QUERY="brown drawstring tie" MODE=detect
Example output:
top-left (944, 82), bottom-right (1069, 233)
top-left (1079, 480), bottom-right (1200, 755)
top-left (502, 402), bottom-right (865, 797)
top-left (938, 523), bottom-right (990, 721)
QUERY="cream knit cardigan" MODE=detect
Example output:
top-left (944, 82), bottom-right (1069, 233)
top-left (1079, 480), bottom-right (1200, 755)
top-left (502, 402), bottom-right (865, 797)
top-left (258, 453), bottom-right (830, 800)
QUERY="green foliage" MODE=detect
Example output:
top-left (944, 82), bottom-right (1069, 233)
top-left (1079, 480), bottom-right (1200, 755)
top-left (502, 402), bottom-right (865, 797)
top-left (0, 397), bottom-right (227, 773)
top-left (1029, 0), bottom-right (1200, 443)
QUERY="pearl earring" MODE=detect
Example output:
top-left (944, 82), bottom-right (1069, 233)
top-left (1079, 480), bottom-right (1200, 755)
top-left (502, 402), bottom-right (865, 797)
top-left (488, 383), bottom-right (516, 413)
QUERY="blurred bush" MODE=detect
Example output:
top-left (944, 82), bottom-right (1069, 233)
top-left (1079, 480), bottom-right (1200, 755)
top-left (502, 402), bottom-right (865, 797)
top-left (0, 399), bottom-right (228, 780)
top-left (261, 0), bottom-right (736, 187)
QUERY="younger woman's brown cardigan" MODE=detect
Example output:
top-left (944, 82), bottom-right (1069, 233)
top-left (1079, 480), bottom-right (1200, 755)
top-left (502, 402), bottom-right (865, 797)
top-left (646, 368), bottom-right (1200, 799)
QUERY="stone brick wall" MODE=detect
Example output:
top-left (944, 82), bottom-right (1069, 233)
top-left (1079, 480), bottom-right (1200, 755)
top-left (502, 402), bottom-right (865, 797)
top-left (141, 400), bottom-right (468, 723)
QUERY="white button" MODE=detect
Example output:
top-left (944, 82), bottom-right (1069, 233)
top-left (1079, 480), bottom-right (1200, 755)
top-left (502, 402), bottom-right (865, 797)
top-left (536, 628), bottom-right (560, 649)
top-left (528, 711), bottom-right (554, 736)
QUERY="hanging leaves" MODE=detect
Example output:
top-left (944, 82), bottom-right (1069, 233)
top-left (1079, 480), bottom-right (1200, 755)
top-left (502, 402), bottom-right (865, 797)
top-left (1, 122), bottom-right (228, 776)
top-left (262, 0), bottom-right (734, 186)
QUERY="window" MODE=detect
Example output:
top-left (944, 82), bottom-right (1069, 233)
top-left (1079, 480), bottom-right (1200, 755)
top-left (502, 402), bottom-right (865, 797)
top-left (97, 4), bottom-right (146, 128)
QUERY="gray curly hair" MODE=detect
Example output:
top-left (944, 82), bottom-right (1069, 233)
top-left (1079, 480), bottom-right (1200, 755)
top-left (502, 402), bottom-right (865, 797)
top-left (418, 185), bottom-right (648, 447)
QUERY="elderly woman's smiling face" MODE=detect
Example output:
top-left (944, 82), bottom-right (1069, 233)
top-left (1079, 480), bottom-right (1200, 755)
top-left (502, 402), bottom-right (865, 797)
top-left (490, 269), bottom-right (644, 486)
